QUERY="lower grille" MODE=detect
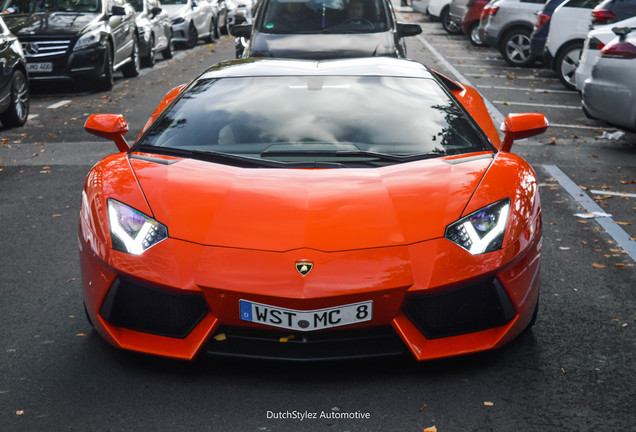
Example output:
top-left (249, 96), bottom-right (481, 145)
top-left (405, 278), bottom-right (516, 339)
top-left (205, 326), bottom-right (406, 361)
top-left (100, 278), bottom-right (208, 338)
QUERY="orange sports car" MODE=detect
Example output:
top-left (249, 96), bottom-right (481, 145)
top-left (79, 57), bottom-right (548, 361)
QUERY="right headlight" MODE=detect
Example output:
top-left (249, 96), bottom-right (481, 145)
top-left (445, 198), bottom-right (510, 255)
top-left (74, 28), bottom-right (102, 51)
top-left (107, 199), bottom-right (168, 255)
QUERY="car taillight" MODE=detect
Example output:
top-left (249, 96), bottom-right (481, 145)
top-left (588, 36), bottom-right (605, 51)
top-left (592, 9), bottom-right (616, 25)
top-left (534, 13), bottom-right (550, 29)
top-left (480, 5), bottom-right (498, 19)
top-left (600, 41), bottom-right (636, 59)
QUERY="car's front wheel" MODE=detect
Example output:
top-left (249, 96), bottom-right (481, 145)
top-left (185, 22), bottom-right (198, 48)
top-left (441, 7), bottom-right (461, 34)
top-left (142, 34), bottom-right (156, 67)
top-left (204, 18), bottom-right (216, 43)
top-left (556, 41), bottom-right (583, 90)
top-left (0, 69), bottom-right (29, 128)
top-left (469, 22), bottom-right (483, 46)
top-left (500, 27), bottom-right (534, 67)
top-left (121, 37), bottom-right (141, 78)
top-left (94, 43), bottom-right (114, 92)
top-left (163, 32), bottom-right (174, 59)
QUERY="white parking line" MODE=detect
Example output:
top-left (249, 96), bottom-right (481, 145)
top-left (47, 100), bottom-right (72, 109)
top-left (493, 101), bottom-right (580, 109)
top-left (544, 165), bottom-right (636, 262)
top-left (548, 124), bottom-right (602, 130)
top-left (591, 190), bottom-right (636, 199)
top-left (470, 73), bottom-right (559, 81)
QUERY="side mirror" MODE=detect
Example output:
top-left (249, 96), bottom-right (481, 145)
top-left (230, 23), bottom-right (252, 39)
top-left (151, 6), bottom-right (162, 16)
top-left (85, 114), bottom-right (130, 152)
top-left (111, 5), bottom-right (126, 16)
top-left (500, 113), bottom-right (549, 152)
top-left (397, 23), bottom-right (422, 38)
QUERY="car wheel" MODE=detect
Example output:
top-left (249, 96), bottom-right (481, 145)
top-left (94, 43), bottom-right (114, 92)
top-left (441, 7), bottom-right (461, 35)
top-left (0, 69), bottom-right (29, 128)
top-left (214, 18), bottom-right (220, 39)
top-left (185, 22), bottom-right (198, 48)
top-left (469, 22), bottom-right (483, 46)
top-left (204, 18), bottom-right (216, 43)
top-left (163, 32), bottom-right (174, 59)
top-left (500, 28), bottom-right (534, 67)
top-left (121, 37), bottom-right (141, 78)
top-left (142, 34), bottom-right (156, 68)
top-left (556, 41), bottom-right (583, 90)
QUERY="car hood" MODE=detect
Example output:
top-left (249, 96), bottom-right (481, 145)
top-left (2, 13), bottom-right (99, 36)
top-left (130, 154), bottom-right (493, 252)
top-left (250, 32), bottom-right (399, 59)
top-left (162, 4), bottom-right (190, 18)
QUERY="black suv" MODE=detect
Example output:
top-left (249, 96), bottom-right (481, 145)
top-left (0, 0), bottom-right (140, 91)
top-left (230, 0), bottom-right (422, 59)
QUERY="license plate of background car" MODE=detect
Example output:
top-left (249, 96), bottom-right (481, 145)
top-left (239, 299), bottom-right (373, 331)
top-left (27, 62), bottom-right (53, 73)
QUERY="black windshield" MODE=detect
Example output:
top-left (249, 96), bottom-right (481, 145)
top-left (136, 75), bottom-right (492, 167)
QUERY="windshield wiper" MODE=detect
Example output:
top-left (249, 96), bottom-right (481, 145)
top-left (333, 150), bottom-right (444, 162)
top-left (135, 146), bottom-right (345, 168)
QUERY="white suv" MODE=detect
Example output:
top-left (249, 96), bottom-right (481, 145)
top-left (543, 0), bottom-right (602, 89)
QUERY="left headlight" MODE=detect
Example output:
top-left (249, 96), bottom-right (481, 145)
top-left (107, 199), bottom-right (168, 255)
top-left (74, 28), bottom-right (102, 51)
top-left (445, 198), bottom-right (510, 255)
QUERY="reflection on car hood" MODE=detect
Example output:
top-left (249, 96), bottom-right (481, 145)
top-left (251, 32), bottom-right (398, 59)
top-left (131, 154), bottom-right (493, 251)
top-left (2, 13), bottom-right (99, 36)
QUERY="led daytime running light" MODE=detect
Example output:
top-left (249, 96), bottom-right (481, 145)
top-left (107, 199), bottom-right (167, 255)
top-left (445, 199), bottom-right (510, 255)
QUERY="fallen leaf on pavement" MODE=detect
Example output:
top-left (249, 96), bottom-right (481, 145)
top-left (423, 426), bottom-right (437, 432)
top-left (592, 263), bottom-right (606, 268)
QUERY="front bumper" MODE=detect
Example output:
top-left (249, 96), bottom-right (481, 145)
top-left (25, 44), bottom-right (107, 82)
top-left (171, 20), bottom-right (191, 44)
top-left (80, 212), bottom-right (542, 361)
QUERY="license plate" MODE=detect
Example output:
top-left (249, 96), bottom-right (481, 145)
top-left (27, 62), bottom-right (53, 73)
top-left (239, 299), bottom-right (373, 331)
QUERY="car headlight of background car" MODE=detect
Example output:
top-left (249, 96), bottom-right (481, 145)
top-left (445, 199), bottom-right (510, 255)
top-left (74, 28), bottom-right (103, 51)
top-left (172, 17), bottom-right (185, 25)
top-left (107, 199), bottom-right (168, 255)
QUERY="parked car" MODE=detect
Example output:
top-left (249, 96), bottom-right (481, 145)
top-left (582, 26), bottom-right (636, 131)
top-left (591, 0), bottom-right (636, 25)
top-left (412, 0), bottom-right (431, 13)
top-left (225, 0), bottom-right (252, 28)
top-left (210, 0), bottom-right (229, 35)
top-left (162, 0), bottom-right (216, 48)
top-left (462, 0), bottom-right (489, 45)
top-left (529, 0), bottom-right (565, 61)
top-left (445, 0), bottom-right (468, 34)
top-left (543, 0), bottom-right (602, 90)
top-left (130, 0), bottom-right (174, 66)
top-left (574, 15), bottom-right (636, 90)
top-left (0, 0), bottom-right (140, 92)
top-left (0, 15), bottom-right (28, 128)
top-left (478, 0), bottom-right (545, 67)
top-left (230, 0), bottom-right (422, 59)
top-left (80, 56), bottom-right (547, 361)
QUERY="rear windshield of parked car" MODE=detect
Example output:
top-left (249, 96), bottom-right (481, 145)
top-left (259, 0), bottom-right (390, 33)
top-left (137, 75), bottom-right (492, 165)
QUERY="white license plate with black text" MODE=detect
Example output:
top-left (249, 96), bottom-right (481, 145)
top-left (27, 62), bottom-right (53, 73)
top-left (239, 299), bottom-right (373, 331)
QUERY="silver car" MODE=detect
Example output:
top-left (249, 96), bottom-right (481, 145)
top-left (446, 0), bottom-right (467, 34)
top-left (478, 0), bottom-right (544, 67)
top-left (130, 0), bottom-right (174, 66)
top-left (163, 0), bottom-right (216, 48)
top-left (582, 26), bottom-right (636, 131)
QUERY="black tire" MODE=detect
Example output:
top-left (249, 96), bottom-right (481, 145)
top-left (204, 18), bottom-right (216, 43)
top-left (94, 43), bottom-right (114, 92)
top-left (469, 21), bottom-right (483, 46)
top-left (0, 69), bottom-right (29, 128)
top-left (162, 32), bottom-right (174, 59)
top-left (121, 37), bottom-right (140, 78)
top-left (142, 34), bottom-right (156, 68)
top-left (214, 18), bottom-right (220, 39)
top-left (555, 40), bottom-right (584, 90)
top-left (441, 6), bottom-right (461, 35)
top-left (500, 27), bottom-right (534, 67)
top-left (185, 22), bottom-right (198, 48)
